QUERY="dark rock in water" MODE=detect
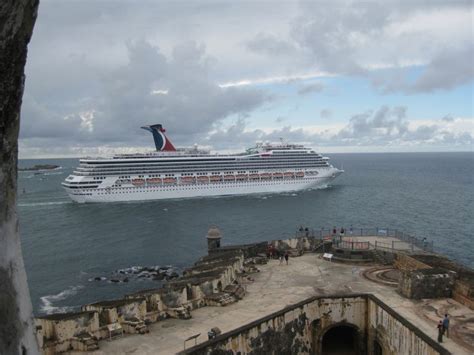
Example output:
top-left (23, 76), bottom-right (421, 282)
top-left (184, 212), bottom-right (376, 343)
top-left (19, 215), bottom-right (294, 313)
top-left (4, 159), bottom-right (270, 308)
top-left (93, 276), bottom-right (106, 282)
top-left (123, 278), bottom-right (129, 283)
top-left (152, 273), bottom-right (165, 281)
top-left (166, 272), bottom-right (179, 280)
top-left (110, 279), bottom-right (120, 283)
top-left (159, 266), bottom-right (171, 272)
top-left (131, 266), bottom-right (143, 274)
top-left (118, 270), bottom-right (126, 274)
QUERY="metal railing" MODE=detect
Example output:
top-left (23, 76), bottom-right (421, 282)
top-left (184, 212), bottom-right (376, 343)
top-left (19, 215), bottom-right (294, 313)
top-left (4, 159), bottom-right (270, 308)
top-left (294, 227), bottom-right (434, 253)
top-left (333, 240), bottom-right (370, 250)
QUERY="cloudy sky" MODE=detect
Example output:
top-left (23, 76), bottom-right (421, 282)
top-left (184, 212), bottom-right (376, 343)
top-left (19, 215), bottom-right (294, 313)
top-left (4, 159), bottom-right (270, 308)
top-left (20, 0), bottom-right (473, 158)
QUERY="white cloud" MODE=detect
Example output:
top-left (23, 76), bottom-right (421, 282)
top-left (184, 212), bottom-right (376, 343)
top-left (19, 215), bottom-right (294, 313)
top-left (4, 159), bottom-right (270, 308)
top-left (218, 71), bottom-right (331, 88)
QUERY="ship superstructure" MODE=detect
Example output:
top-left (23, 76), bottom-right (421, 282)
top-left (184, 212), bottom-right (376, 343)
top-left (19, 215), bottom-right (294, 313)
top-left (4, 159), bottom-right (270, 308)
top-left (62, 124), bottom-right (343, 203)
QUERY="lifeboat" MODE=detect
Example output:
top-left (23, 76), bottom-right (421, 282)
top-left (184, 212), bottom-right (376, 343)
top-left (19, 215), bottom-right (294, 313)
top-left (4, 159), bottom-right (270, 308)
top-left (132, 178), bottom-right (145, 186)
top-left (163, 177), bottom-right (177, 184)
top-left (210, 175), bottom-right (222, 182)
top-left (197, 176), bottom-right (209, 183)
top-left (260, 173), bottom-right (272, 180)
top-left (147, 177), bottom-right (162, 185)
top-left (180, 176), bottom-right (195, 184)
top-left (236, 174), bottom-right (248, 180)
top-left (272, 172), bottom-right (283, 179)
top-left (295, 172), bottom-right (305, 178)
top-left (249, 174), bottom-right (260, 180)
top-left (224, 175), bottom-right (235, 181)
top-left (284, 172), bottom-right (295, 179)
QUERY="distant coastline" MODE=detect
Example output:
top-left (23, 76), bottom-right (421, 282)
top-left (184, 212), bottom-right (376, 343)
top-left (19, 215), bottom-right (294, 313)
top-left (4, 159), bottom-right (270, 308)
top-left (19, 164), bottom-right (61, 171)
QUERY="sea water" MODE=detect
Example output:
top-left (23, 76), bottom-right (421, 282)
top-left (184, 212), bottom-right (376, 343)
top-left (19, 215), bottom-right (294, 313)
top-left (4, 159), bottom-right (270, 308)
top-left (17, 152), bottom-right (473, 314)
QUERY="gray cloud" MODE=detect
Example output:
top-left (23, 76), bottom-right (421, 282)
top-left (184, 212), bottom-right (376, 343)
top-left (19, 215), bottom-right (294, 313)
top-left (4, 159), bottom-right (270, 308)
top-left (370, 45), bottom-right (474, 94)
top-left (20, 40), bottom-right (270, 150)
top-left (205, 106), bottom-right (472, 151)
top-left (243, 1), bottom-right (474, 93)
top-left (246, 32), bottom-right (297, 56)
top-left (297, 82), bottom-right (325, 95)
top-left (410, 46), bottom-right (474, 92)
top-left (336, 106), bottom-right (410, 144)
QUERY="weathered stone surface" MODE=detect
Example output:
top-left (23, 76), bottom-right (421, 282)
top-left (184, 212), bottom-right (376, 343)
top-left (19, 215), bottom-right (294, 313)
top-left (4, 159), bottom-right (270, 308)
top-left (398, 268), bottom-right (456, 299)
top-left (0, 1), bottom-right (40, 354)
top-left (180, 294), bottom-right (448, 355)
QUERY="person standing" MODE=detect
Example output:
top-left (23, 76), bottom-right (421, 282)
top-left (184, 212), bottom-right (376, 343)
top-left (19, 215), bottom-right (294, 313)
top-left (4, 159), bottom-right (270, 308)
top-left (284, 251), bottom-right (289, 265)
top-left (443, 314), bottom-right (450, 338)
top-left (437, 320), bottom-right (444, 343)
top-left (279, 251), bottom-right (284, 265)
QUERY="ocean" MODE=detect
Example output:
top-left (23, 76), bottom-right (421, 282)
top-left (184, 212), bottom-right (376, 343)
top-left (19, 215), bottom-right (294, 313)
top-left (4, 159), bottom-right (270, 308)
top-left (17, 152), bottom-right (473, 315)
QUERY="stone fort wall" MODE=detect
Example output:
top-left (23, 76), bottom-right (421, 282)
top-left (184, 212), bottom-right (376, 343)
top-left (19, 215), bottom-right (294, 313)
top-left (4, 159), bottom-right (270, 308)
top-left (180, 293), bottom-right (449, 355)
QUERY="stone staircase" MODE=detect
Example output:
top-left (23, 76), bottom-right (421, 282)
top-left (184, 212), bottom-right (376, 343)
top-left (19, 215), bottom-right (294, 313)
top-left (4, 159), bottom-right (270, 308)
top-left (73, 332), bottom-right (99, 351)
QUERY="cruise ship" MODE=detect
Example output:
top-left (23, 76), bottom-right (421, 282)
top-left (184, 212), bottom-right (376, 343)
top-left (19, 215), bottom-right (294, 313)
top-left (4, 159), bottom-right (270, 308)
top-left (62, 124), bottom-right (343, 203)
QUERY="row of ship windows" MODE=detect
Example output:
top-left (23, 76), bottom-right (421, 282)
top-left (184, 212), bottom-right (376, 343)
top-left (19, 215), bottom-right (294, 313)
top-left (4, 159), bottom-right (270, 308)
top-left (70, 177), bottom-right (321, 191)
top-left (85, 154), bottom-right (320, 165)
top-left (76, 165), bottom-right (329, 175)
top-left (93, 179), bottom-right (317, 194)
top-left (82, 159), bottom-right (327, 169)
top-left (74, 168), bottom-right (326, 178)
top-left (131, 170), bottom-right (260, 179)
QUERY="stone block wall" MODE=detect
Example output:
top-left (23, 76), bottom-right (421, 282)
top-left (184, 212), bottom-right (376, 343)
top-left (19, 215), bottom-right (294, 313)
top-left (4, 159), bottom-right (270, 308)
top-left (453, 280), bottom-right (474, 310)
top-left (367, 297), bottom-right (445, 355)
top-left (83, 298), bottom-right (147, 326)
top-left (398, 268), bottom-right (456, 299)
top-left (36, 311), bottom-right (100, 355)
top-left (410, 254), bottom-right (474, 310)
top-left (269, 236), bottom-right (318, 251)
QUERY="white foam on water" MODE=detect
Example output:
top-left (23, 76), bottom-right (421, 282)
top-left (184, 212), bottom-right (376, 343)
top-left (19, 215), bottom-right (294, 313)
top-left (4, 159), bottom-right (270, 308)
top-left (39, 285), bottom-right (83, 314)
top-left (18, 201), bottom-right (71, 207)
top-left (43, 171), bottom-right (64, 176)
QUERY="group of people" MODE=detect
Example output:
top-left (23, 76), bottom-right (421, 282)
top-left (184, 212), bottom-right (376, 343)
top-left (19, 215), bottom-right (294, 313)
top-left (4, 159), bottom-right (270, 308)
top-left (266, 246), bottom-right (289, 265)
top-left (332, 225), bottom-right (353, 237)
top-left (298, 226), bottom-right (310, 237)
top-left (437, 314), bottom-right (450, 343)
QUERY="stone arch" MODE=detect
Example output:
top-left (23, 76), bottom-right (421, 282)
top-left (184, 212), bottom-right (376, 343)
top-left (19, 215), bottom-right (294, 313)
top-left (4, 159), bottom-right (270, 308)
top-left (314, 321), bottom-right (364, 355)
top-left (373, 339), bottom-right (383, 355)
top-left (369, 325), bottom-right (391, 355)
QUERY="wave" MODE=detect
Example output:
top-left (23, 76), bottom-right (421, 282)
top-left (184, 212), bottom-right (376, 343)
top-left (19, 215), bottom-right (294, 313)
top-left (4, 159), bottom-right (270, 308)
top-left (18, 201), bottom-right (71, 207)
top-left (39, 285), bottom-right (83, 314)
top-left (43, 171), bottom-right (64, 176)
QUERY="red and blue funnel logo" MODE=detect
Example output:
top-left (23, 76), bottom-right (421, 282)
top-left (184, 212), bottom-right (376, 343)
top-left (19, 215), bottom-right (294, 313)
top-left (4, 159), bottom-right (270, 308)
top-left (141, 124), bottom-right (176, 151)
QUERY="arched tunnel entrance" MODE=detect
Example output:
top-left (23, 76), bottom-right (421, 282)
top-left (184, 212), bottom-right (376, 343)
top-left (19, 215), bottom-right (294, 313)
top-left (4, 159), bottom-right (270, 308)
top-left (321, 325), bottom-right (359, 355)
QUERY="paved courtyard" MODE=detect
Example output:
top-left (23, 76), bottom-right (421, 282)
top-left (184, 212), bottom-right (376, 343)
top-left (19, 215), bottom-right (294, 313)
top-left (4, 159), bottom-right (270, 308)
top-left (70, 252), bottom-right (473, 355)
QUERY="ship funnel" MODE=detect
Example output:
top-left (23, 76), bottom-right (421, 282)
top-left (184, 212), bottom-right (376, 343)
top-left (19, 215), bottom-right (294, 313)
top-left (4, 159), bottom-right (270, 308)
top-left (141, 124), bottom-right (176, 151)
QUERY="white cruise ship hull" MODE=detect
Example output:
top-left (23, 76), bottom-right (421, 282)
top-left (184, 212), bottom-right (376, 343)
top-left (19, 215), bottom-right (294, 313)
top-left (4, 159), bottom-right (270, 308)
top-left (65, 171), bottom-right (341, 203)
